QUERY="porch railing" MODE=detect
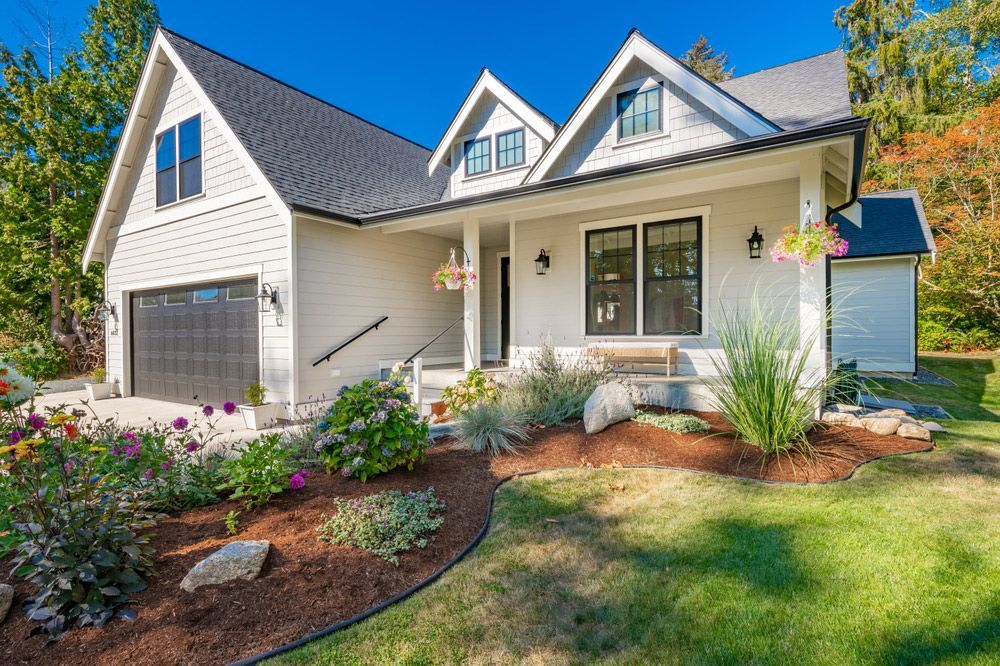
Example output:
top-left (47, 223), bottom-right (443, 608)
top-left (312, 315), bottom-right (388, 367)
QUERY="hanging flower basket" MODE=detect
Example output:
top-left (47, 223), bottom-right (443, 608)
top-left (432, 248), bottom-right (477, 291)
top-left (770, 202), bottom-right (848, 266)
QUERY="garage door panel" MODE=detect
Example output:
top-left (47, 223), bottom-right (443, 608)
top-left (131, 279), bottom-right (259, 405)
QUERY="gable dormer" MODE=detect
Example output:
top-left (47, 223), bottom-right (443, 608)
top-left (427, 69), bottom-right (557, 199)
top-left (525, 30), bottom-right (780, 184)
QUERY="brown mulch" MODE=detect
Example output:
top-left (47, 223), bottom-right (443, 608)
top-left (0, 411), bottom-right (933, 665)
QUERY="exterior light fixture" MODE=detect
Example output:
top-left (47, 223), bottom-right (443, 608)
top-left (257, 283), bottom-right (278, 312)
top-left (534, 249), bottom-right (550, 275)
top-left (747, 226), bottom-right (765, 259)
top-left (95, 300), bottom-right (115, 322)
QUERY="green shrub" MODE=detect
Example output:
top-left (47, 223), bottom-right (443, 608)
top-left (706, 295), bottom-right (827, 458)
top-left (92, 367), bottom-right (107, 383)
top-left (452, 400), bottom-right (530, 456)
top-left (504, 341), bottom-right (615, 426)
top-left (918, 318), bottom-right (1000, 352)
top-left (317, 487), bottom-right (445, 565)
top-left (441, 368), bottom-right (501, 415)
top-left (314, 376), bottom-right (429, 482)
top-left (218, 434), bottom-right (296, 509)
top-left (244, 382), bottom-right (267, 407)
top-left (0, 311), bottom-right (69, 381)
top-left (633, 410), bottom-right (710, 433)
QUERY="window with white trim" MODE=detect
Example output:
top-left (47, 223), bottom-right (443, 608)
top-left (496, 128), bottom-right (524, 169)
top-left (617, 86), bottom-right (661, 141)
top-left (155, 114), bottom-right (202, 207)
top-left (464, 137), bottom-right (491, 176)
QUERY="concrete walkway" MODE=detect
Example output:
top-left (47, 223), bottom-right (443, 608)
top-left (31, 390), bottom-right (285, 444)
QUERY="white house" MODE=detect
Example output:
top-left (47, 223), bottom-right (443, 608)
top-left (83, 27), bottom-right (933, 410)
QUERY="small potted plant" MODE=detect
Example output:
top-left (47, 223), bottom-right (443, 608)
top-left (238, 382), bottom-right (281, 430)
top-left (85, 367), bottom-right (115, 401)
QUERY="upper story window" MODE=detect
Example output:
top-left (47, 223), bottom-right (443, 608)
top-left (464, 137), bottom-right (491, 176)
top-left (497, 128), bottom-right (525, 169)
top-left (617, 86), bottom-right (661, 141)
top-left (155, 114), bottom-right (202, 207)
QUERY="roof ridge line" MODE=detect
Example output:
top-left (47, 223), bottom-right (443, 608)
top-left (724, 49), bottom-right (843, 81)
top-left (157, 25), bottom-right (434, 153)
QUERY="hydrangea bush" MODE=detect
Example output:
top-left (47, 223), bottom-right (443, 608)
top-left (440, 367), bottom-right (500, 416)
top-left (314, 376), bottom-right (430, 481)
top-left (317, 487), bottom-right (445, 564)
top-left (770, 221), bottom-right (849, 266)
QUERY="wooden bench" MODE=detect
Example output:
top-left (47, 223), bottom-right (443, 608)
top-left (587, 344), bottom-right (680, 376)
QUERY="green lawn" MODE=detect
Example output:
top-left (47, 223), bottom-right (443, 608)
top-left (279, 354), bottom-right (1000, 666)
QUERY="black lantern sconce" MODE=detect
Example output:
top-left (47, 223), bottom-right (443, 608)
top-left (257, 283), bottom-right (278, 313)
top-left (747, 226), bottom-right (765, 259)
top-left (95, 300), bottom-right (116, 322)
top-left (534, 249), bottom-right (550, 275)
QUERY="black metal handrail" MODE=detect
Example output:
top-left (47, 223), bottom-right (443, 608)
top-left (404, 315), bottom-right (464, 365)
top-left (312, 316), bottom-right (388, 366)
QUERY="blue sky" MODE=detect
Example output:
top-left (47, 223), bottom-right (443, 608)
top-left (1, 0), bottom-right (847, 148)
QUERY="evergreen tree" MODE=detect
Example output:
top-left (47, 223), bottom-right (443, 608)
top-left (681, 36), bottom-right (734, 83)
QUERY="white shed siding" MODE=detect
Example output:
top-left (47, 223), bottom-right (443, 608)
top-left (295, 219), bottom-right (465, 400)
top-left (104, 65), bottom-right (291, 405)
top-left (512, 179), bottom-right (800, 374)
top-left (449, 92), bottom-right (545, 198)
top-left (832, 257), bottom-right (916, 373)
top-left (548, 60), bottom-right (748, 179)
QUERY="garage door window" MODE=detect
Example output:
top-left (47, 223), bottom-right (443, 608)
top-left (139, 295), bottom-right (158, 308)
top-left (227, 284), bottom-right (256, 300)
top-left (193, 288), bottom-right (218, 303)
top-left (164, 291), bottom-right (186, 306)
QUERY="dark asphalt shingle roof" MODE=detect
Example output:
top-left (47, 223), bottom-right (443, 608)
top-left (718, 51), bottom-right (853, 130)
top-left (832, 189), bottom-right (936, 258)
top-left (162, 28), bottom-right (449, 218)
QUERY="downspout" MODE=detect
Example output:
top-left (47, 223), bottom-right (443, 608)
top-left (823, 127), bottom-right (870, 374)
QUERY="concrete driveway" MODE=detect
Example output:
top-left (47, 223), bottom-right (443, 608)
top-left (31, 390), bottom-right (287, 445)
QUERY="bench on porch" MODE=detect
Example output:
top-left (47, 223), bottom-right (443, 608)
top-left (587, 343), bottom-right (680, 376)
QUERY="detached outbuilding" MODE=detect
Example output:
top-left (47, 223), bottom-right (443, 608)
top-left (831, 189), bottom-right (936, 375)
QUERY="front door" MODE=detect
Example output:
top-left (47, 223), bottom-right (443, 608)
top-left (500, 256), bottom-right (510, 360)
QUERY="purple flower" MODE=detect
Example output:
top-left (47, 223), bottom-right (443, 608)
top-left (26, 413), bottom-right (46, 430)
top-left (349, 419), bottom-right (365, 432)
top-left (289, 473), bottom-right (306, 490)
top-left (122, 431), bottom-right (137, 441)
top-left (202, 404), bottom-right (214, 417)
top-left (8, 430), bottom-right (24, 445)
top-left (143, 468), bottom-right (154, 480)
top-left (161, 460), bottom-right (172, 471)
top-left (185, 441), bottom-right (200, 453)
top-left (172, 417), bottom-right (189, 431)
top-left (63, 461), bottom-right (74, 472)
top-left (372, 410), bottom-right (388, 423)
top-left (124, 443), bottom-right (142, 458)
top-left (223, 401), bottom-right (237, 416)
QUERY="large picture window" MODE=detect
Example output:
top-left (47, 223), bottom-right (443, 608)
top-left (644, 218), bottom-right (702, 334)
top-left (617, 86), bottom-right (661, 141)
top-left (155, 114), bottom-right (202, 207)
top-left (586, 227), bottom-right (636, 335)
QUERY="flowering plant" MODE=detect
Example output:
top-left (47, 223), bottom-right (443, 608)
top-left (432, 248), bottom-right (477, 291)
top-left (314, 375), bottom-right (430, 481)
top-left (770, 221), bottom-right (849, 266)
top-left (440, 367), bottom-right (501, 416)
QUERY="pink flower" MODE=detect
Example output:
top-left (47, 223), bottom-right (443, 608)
top-left (172, 417), bottom-right (189, 431)
top-left (202, 404), bottom-right (214, 417)
top-left (223, 402), bottom-right (237, 416)
top-left (144, 468), bottom-right (154, 480)
top-left (185, 441), bottom-right (200, 453)
top-left (288, 472), bottom-right (307, 490)
top-left (27, 413), bottom-right (46, 430)
top-left (122, 431), bottom-right (137, 441)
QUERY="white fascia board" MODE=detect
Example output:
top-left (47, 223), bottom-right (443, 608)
top-left (427, 69), bottom-right (556, 176)
top-left (524, 33), bottom-right (780, 185)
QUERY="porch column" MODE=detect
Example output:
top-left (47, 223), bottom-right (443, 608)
top-left (463, 219), bottom-right (481, 370)
top-left (799, 150), bottom-right (829, 381)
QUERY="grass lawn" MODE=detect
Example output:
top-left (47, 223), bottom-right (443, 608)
top-left (279, 354), bottom-right (1000, 666)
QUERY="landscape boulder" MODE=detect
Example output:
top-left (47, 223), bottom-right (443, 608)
top-left (821, 411), bottom-right (863, 428)
top-left (0, 583), bottom-right (12, 624)
top-left (860, 416), bottom-right (901, 436)
top-left (921, 421), bottom-right (947, 433)
top-left (897, 424), bottom-right (932, 441)
top-left (181, 540), bottom-right (270, 593)
top-left (583, 382), bottom-right (635, 434)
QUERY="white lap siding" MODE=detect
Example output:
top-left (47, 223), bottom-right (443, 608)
top-left (832, 257), bottom-right (916, 373)
top-left (295, 219), bottom-right (465, 401)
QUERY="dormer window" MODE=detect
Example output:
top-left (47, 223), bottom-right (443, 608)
top-left (464, 137), bottom-right (491, 176)
top-left (617, 86), bottom-right (661, 141)
top-left (497, 128), bottom-right (525, 169)
top-left (156, 114), bottom-right (202, 207)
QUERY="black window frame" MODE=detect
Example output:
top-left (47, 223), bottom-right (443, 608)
top-left (616, 85), bottom-right (663, 142)
top-left (496, 128), bottom-right (525, 170)
top-left (642, 216), bottom-right (703, 335)
top-left (464, 137), bottom-right (492, 177)
top-left (155, 113), bottom-right (203, 207)
top-left (585, 225), bottom-right (637, 336)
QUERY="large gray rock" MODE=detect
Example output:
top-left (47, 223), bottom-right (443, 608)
top-left (181, 540), bottom-right (270, 593)
top-left (921, 421), bottom-right (947, 433)
top-left (583, 382), bottom-right (635, 434)
top-left (860, 416), bottom-right (901, 436)
top-left (0, 583), bottom-right (12, 624)
top-left (897, 424), bottom-right (932, 441)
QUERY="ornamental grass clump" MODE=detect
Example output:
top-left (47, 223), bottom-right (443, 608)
top-left (706, 293), bottom-right (829, 460)
top-left (314, 374), bottom-right (430, 481)
top-left (633, 410), bottom-right (710, 433)
top-left (317, 487), bottom-right (445, 565)
top-left (452, 400), bottom-right (530, 456)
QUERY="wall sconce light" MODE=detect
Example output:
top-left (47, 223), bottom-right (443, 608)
top-left (257, 283), bottom-right (278, 313)
top-left (747, 226), bottom-right (764, 259)
top-left (534, 249), bottom-right (550, 275)
top-left (95, 300), bottom-right (116, 322)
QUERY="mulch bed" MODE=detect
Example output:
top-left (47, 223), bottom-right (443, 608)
top-left (0, 411), bottom-right (933, 665)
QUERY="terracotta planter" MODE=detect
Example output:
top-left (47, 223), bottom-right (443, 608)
top-left (430, 400), bottom-right (448, 417)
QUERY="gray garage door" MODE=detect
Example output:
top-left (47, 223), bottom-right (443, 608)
top-left (131, 280), bottom-right (259, 405)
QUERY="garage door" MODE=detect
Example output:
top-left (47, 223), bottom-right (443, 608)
top-left (131, 280), bottom-right (259, 405)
